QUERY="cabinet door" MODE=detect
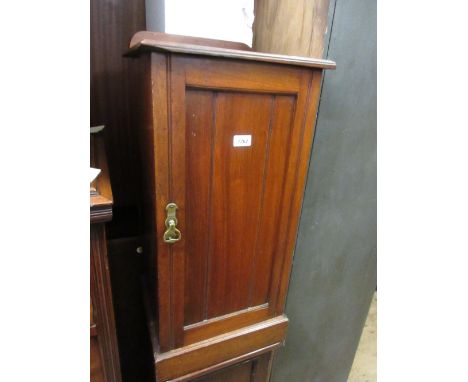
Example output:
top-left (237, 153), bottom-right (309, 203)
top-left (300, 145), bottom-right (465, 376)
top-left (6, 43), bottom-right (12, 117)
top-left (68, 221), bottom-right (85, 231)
top-left (191, 352), bottom-right (272, 382)
top-left (153, 54), bottom-right (322, 350)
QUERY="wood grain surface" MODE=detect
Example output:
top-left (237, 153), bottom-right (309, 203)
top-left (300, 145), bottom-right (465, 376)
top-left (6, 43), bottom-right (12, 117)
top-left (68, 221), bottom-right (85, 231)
top-left (192, 352), bottom-right (272, 382)
top-left (128, 32), bottom-right (336, 69)
top-left (91, 224), bottom-right (122, 382)
top-left (90, 134), bottom-right (121, 382)
top-left (171, 346), bottom-right (276, 382)
top-left (253, 0), bottom-right (331, 58)
top-left (91, 0), bottom-right (146, 208)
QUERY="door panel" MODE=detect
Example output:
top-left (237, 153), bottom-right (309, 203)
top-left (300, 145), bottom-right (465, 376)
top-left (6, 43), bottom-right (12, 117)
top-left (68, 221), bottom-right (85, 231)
top-left (248, 95), bottom-right (296, 307)
top-left (184, 89), bottom-right (298, 324)
top-left (184, 89), bottom-right (215, 326)
top-left (207, 91), bottom-right (274, 319)
top-left (191, 352), bottom-right (272, 382)
top-left (193, 361), bottom-right (252, 382)
top-left (155, 55), bottom-right (315, 349)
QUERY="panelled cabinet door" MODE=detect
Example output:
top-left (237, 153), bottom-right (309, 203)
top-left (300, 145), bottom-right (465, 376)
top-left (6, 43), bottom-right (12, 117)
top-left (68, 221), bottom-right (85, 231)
top-left (154, 55), bottom-right (323, 351)
top-left (191, 352), bottom-right (272, 382)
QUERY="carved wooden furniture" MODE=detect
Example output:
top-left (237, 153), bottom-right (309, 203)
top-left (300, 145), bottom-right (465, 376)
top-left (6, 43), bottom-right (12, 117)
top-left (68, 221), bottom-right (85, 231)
top-left (91, 134), bottom-right (122, 382)
top-left (127, 32), bottom-right (336, 381)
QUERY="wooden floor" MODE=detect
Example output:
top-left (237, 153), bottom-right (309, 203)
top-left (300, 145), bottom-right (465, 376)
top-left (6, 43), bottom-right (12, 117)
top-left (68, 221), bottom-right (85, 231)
top-left (348, 293), bottom-right (377, 382)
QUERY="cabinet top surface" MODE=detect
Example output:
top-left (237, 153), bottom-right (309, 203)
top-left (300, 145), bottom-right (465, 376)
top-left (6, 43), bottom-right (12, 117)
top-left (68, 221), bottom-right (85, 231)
top-left (127, 32), bottom-right (336, 70)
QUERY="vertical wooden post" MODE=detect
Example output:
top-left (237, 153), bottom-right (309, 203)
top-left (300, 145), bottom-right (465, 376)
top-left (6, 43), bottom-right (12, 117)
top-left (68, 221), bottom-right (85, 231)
top-left (252, 0), bottom-right (331, 58)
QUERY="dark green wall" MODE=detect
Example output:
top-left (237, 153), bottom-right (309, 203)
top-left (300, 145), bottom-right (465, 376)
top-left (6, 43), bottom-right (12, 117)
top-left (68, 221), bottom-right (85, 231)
top-left (271, 0), bottom-right (376, 381)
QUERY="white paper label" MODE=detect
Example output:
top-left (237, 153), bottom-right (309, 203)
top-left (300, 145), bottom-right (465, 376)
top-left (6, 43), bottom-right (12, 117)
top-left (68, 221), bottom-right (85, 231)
top-left (233, 135), bottom-right (252, 147)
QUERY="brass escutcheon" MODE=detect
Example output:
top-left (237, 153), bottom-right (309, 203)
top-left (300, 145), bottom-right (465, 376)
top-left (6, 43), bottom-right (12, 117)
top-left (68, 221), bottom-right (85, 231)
top-left (163, 203), bottom-right (181, 244)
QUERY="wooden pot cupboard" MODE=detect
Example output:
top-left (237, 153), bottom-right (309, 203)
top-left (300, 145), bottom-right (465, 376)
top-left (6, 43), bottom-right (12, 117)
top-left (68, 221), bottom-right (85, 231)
top-left (127, 32), bottom-right (336, 382)
top-left (91, 134), bottom-right (122, 382)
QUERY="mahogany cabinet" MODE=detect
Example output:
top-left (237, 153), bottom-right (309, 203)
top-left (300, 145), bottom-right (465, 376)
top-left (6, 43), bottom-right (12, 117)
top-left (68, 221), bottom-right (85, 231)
top-left (127, 32), bottom-right (335, 381)
top-left (91, 134), bottom-right (122, 382)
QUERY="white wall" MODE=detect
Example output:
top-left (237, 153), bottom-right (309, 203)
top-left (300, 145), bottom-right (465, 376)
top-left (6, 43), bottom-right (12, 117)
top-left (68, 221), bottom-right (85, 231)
top-left (146, 0), bottom-right (254, 46)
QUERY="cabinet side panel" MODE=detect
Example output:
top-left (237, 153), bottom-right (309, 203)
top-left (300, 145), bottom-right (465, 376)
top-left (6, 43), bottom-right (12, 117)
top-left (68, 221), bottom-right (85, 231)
top-left (129, 51), bottom-right (162, 352)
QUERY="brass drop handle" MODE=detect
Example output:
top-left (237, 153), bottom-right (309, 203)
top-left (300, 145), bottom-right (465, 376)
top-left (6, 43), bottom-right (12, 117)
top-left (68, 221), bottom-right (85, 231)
top-left (163, 203), bottom-right (181, 244)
